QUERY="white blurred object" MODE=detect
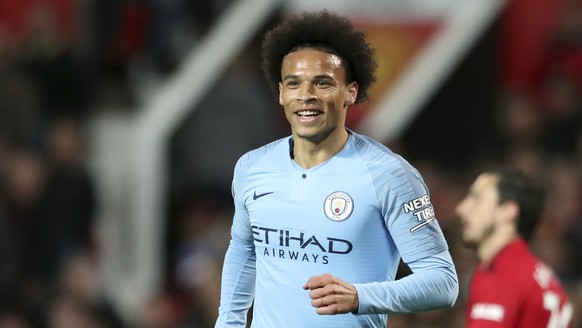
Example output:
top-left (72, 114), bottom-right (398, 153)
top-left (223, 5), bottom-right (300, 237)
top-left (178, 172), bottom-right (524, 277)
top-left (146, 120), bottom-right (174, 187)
top-left (357, 0), bottom-right (507, 142)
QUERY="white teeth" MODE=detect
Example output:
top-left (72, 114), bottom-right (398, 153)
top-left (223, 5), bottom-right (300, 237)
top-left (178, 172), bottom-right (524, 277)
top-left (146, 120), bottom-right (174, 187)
top-left (297, 111), bottom-right (318, 116)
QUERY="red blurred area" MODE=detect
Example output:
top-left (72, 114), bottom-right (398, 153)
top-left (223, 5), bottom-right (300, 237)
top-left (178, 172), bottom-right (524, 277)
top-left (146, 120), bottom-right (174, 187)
top-left (500, 0), bottom-right (571, 90)
top-left (0, 0), bottom-right (77, 43)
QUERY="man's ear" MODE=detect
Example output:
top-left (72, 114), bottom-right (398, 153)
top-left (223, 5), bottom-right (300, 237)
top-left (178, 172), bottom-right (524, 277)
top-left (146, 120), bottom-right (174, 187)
top-left (345, 82), bottom-right (358, 107)
top-left (500, 201), bottom-right (520, 224)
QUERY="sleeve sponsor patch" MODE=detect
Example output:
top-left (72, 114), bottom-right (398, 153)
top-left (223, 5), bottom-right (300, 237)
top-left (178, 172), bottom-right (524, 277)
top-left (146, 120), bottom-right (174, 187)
top-left (402, 195), bottom-right (436, 232)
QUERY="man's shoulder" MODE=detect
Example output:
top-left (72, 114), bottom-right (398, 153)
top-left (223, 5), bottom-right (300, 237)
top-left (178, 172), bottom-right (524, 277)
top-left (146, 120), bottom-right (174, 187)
top-left (351, 132), bottom-right (393, 157)
top-left (242, 136), bottom-right (289, 160)
top-left (350, 132), bottom-right (421, 179)
top-left (495, 241), bottom-right (537, 272)
top-left (493, 241), bottom-right (563, 290)
top-left (236, 136), bottom-right (289, 170)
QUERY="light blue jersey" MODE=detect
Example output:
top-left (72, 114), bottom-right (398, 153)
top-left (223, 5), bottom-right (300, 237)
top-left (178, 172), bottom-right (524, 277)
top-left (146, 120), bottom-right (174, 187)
top-left (216, 131), bottom-right (458, 327)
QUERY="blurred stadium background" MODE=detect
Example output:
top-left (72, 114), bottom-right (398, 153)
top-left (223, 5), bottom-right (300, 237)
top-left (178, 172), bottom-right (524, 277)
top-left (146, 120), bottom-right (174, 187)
top-left (0, 0), bottom-right (581, 327)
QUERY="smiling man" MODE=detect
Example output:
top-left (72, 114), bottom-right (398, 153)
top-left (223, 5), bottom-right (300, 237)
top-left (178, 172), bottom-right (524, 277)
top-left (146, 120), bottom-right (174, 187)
top-left (214, 10), bottom-right (459, 328)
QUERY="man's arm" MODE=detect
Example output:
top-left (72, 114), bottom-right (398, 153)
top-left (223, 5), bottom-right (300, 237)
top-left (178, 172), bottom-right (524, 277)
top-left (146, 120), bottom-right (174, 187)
top-left (215, 154), bottom-right (257, 327)
top-left (214, 237), bottom-right (256, 328)
top-left (303, 250), bottom-right (458, 315)
top-left (353, 250), bottom-right (458, 313)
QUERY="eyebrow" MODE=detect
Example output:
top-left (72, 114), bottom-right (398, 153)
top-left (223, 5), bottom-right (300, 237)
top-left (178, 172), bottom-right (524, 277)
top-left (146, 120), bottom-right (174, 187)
top-left (282, 74), bottom-right (334, 81)
top-left (282, 74), bottom-right (299, 81)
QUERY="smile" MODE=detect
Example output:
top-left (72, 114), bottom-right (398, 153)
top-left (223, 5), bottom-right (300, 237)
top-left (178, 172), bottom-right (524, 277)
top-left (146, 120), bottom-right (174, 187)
top-left (296, 110), bottom-right (321, 117)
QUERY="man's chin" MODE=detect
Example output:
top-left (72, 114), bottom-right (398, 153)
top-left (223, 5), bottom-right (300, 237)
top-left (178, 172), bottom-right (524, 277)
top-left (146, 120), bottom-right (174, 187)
top-left (296, 129), bottom-right (327, 144)
top-left (461, 237), bottom-right (479, 250)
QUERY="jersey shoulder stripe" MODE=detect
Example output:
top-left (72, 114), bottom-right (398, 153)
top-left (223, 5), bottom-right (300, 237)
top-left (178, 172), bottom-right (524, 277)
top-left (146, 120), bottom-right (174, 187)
top-left (351, 132), bottom-right (429, 204)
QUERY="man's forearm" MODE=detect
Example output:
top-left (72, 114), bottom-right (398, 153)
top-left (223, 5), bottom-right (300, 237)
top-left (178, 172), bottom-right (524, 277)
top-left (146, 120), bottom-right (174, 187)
top-left (353, 250), bottom-right (459, 314)
top-left (215, 241), bottom-right (257, 327)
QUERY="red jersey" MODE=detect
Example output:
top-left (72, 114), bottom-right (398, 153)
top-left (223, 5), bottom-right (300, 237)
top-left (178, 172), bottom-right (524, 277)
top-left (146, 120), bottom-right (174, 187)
top-left (466, 239), bottom-right (573, 328)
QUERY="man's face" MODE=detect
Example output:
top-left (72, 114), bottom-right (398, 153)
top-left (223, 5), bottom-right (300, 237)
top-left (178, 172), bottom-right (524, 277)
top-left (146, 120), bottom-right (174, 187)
top-left (456, 174), bottom-right (503, 248)
top-left (278, 49), bottom-right (357, 143)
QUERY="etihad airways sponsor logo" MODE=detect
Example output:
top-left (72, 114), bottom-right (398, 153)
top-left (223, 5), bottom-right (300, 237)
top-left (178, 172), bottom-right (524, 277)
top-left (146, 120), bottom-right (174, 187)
top-left (252, 225), bottom-right (353, 265)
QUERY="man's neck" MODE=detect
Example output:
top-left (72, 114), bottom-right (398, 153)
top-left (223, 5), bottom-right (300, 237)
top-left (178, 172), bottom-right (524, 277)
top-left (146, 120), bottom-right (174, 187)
top-left (292, 129), bottom-right (349, 169)
top-left (478, 229), bottom-right (520, 264)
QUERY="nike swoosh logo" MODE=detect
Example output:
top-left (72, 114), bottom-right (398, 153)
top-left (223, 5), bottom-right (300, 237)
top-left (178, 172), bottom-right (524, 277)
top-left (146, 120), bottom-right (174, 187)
top-left (253, 191), bottom-right (274, 200)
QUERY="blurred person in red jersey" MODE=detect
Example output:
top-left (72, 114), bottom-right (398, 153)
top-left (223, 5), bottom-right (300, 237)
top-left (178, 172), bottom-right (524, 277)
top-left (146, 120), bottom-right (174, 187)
top-left (456, 166), bottom-right (573, 328)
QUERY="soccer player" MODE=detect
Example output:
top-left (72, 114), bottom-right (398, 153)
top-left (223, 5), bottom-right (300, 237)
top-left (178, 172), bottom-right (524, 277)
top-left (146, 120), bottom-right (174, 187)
top-left (215, 10), bottom-right (459, 327)
top-left (456, 167), bottom-right (573, 328)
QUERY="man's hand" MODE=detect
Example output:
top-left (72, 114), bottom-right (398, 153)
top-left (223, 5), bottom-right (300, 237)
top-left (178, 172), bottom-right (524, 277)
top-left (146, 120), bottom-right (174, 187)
top-left (303, 273), bottom-right (359, 315)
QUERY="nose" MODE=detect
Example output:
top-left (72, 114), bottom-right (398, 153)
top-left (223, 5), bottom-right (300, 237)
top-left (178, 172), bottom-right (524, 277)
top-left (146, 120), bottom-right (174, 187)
top-left (455, 198), bottom-right (467, 217)
top-left (455, 199), bottom-right (465, 216)
top-left (297, 84), bottom-right (317, 103)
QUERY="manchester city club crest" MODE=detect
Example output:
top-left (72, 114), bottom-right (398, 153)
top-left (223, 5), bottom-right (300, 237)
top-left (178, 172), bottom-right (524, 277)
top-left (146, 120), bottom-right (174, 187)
top-left (324, 191), bottom-right (354, 222)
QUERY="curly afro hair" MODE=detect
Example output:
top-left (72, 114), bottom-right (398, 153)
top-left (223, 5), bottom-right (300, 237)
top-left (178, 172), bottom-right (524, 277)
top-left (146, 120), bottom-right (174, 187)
top-left (261, 10), bottom-right (377, 104)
